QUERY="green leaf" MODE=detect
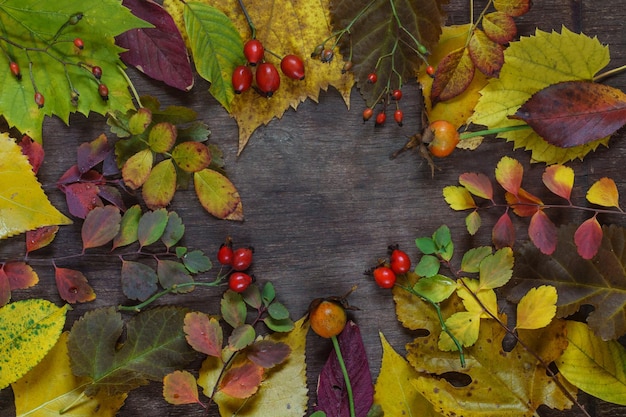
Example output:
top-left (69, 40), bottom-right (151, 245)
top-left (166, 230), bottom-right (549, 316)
top-left (137, 208), bottom-right (169, 248)
top-left (221, 290), bottom-right (247, 328)
top-left (478, 247), bottom-right (513, 290)
top-left (228, 324), bottom-right (256, 351)
top-left (184, 3), bottom-right (244, 111)
top-left (268, 302), bottom-right (290, 321)
top-left (415, 254), bottom-right (440, 278)
top-left (143, 158), bottom-right (177, 210)
top-left (157, 259), bottom-right (194, 290)
top-left (181, 249), bottom-right (212, 274)
top-left (413, 275), bottom-right (457, 303)
top-left (161, 211), bottom-right (185, 249)
top-left (261, 282), bottom-right (276, 306)
top-left (112, 204), bottom-right (141, 250)
top-left (415, 237), bottom-right (437, 254)
top-left (67, 306), bottom-right (195, 396)
top-left (121, 260), bottom-right (158, 301)
top-left (194, 168), bottom-right (244, 220)
top-left (128, 107), bottom-right (152, 135)
top-left (264, 316), bottom-right (295, 333)
top-left (433, 225), bottom-right (452, 249)
top-left (0, 0), bottom-right (149, 142)
top-left (0, 299), bottom-right (68, 389)
top-left (242, 284), bottom-right (263, 309)
top-left (460, 247), bottom-right (492, 273)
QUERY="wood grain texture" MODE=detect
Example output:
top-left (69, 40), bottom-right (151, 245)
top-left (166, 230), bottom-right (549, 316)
top-left (1, 1), bottom-right (625, 415)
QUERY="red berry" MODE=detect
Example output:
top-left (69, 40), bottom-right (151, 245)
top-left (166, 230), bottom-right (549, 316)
top-left (232, 247), bottom-right (254, 271)
top-left (256, 62), bottom-right (280, 97)
top-left (92, 66), bottom-right (102, 79)
top-left (375, 112), bottom-right (386, 127)
top-left (320, 48), bottom-right (334, 63)
top-left (98, 83), bottom-right (109, 100)
top-left (367, 72), bottom-right (377, 83)
top-left (391, 89), bottom-right (402, 100)
top-left (244, 39), bottom-right (264, 65)
top-left (229, 272), bottom-right (253, 293)
top-left (390, 248), bottom-right (411, 274)
top-left (217, 243), bottom-right (234, 266)
top-left (373, 266), bottom-right (396, 289)
top-left (232, 65), bottom-right (253, 94)
top-left (73, 37), bottom-right (84, 50)
top-left (394, 109), bottom-right (403, 126)
top-left (426, 65), bottom-right (435, 77)
top-left (9, 61), bottom-right (21, 79)
top-left (34, 92), bottom-right (44, 108)
top-left (341, 61), bottom-right (353, 73)
top-left (280, 54), bottom-right (305, 80)
top-left (362, 107), bottom-right (374, 122)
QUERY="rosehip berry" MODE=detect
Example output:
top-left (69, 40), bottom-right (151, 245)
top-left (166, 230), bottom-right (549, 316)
top-left (362, 107), bottom-right (374, 122)
top-left (367, 72), bottom-right (378, 84)
top-left (73, 37), bottom-right (84, 50)
top-left (310, 44), bottom-right (324, 58)
top-left (320, 48), bottom-right (334, 63)
top-left (428, 120), bottom-right (460, 158)
top-left (373, 266), bottom-right (396, 289)
top-left (34, 92), bottom-right (44, 108)
top-left (256, 62), bottom-right (280, 97)
top-left (375, 111), bottom-right (386, 127)
top-left (426, 65), bottom-right (435, 77)
top-left (244, 39), bottom-right (264, 66)
top-left (217, 242), bottom-right (234, 266)
top-left (232, 65), bottom-right (253, 94)
top-left (92, 66), bottom-right (102, 79)
top-left (394, 109), bottom-right (403, 126)
top-left (229, 272), bottom-right (253, 293)
top-left (232, 247), bottom-right (253, 271)
top-left (389, 248), bottom-right (411, 274)
top-left (280, 54), bottom-right (305, 80)
top-left (391, 89), bottom-right (402, 100)
top-left (309, 299), bottom-right (347, 338)
top-left (9, 61), bottom-right (21, 80)
top-left (341, 61), bottom-right (353, 73)
top-left (98, 83), bottom-right (109, 101)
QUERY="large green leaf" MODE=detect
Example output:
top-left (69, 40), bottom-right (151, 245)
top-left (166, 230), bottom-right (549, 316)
top-left (0, 0), bottom-right (150, 141)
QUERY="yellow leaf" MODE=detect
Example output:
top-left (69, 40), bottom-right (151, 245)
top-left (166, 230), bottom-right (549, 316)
top-left (122, 148), bottom-right (153, 190)
top-left (470, 27), bottom-right (611, 164)
top-left (515, 285), bottom-right (557, 330)
top-left (442, 185), bottom-right (476, 210)
top-left (0, 299), bottom-right (68, 389)
top-left (557, 321), bottom-right (626, 405)
top-left (438, 311), bottom-right (482, 351)
top-left (12, 332), bottom-right (127, 416)
top-left (0, 134), bottom-right (72, 239)
top-left (457, 278), bottom-right (498, 319)
top-left (586, 177), bottom-right (620, 208)
top-left (374, 332), bottom-right (445, 417)
top-left (143, 158), bottom-right (177, 210)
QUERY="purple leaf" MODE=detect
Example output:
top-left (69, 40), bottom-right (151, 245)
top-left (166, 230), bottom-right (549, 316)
top-left (77, 135), bottom-right (112, 174)
top-left (118, 0), bottom-right (194, 91)
top-left (315, 321), bottom-right (373, 417)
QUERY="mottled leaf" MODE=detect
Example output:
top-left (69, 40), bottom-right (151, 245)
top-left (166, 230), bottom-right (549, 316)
top-left (172, 142), bottom-right (212, 172)
top-left (184, 312), bottom-right (223, 357)
top-left (121, 260), bottom-right (158, 301)
top-left (528, 210), bottom-right (558, 255)
top-left (61, 181), bottom-right (104, 219)
top-left (161, 211), bottom-right (185, 249)
top-left (468, 29), bottom-right (504, 77)
top-left (228, 324), bottom-right (256, 352)
top-left (3, 262), bottom-right (38, 292)
top-left (542, 164), bottom-right (574, 201)
top-left (438, 310), bottom-right (481, 350)
top-left (506, 187), bottom-right (543, 217)
top-left (516, 285), bottom-right (557, 330)
top-left (148, 122), bottom-right (177, 153)
top-left (574, 216), bottom-right (603, 260)
top-left (431, 47), bottom-right (475, 104)
top-left (194, 168), bottom-right (243, 220)
top-left (143, 158), bottom-right (177, 209)
top-left (77, 134), bottom-right (111, 174)
top-left (81, 206), bottom-right (122, 251)
top-left (493, 0), bottom-right (531, 16)
top-left (221, 290), bottom-right (247, 328)
top-left (587, 177), bottom-right (620, 208)
top-left (482, 11), bottom-right (516, 44)
top-left (157, 259), bottom-right (194, 290)
top-left (55, 266), bottom-right (96, 303)
top-left (122, 148), bottom-right (154, 190)
top-left (163, 370), bottom-right (201, 405)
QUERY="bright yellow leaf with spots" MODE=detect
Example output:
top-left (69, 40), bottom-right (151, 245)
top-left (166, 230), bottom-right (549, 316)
top-left (438, 311), bottom-right (482, 351)
top-left (0, 299), bottom-right (68, 389)
top-left (12, 332), bottom-right (127, 416)
top-left (515, 285), bottom-right (557, 330)
top-left (443, 185), bottom-right (476, 210)
top-left (0, 134), bottom-right (72, 239)
top-left (586, 177), bottom-right (620, 209)
top-left (470, 27), bottom-right (611, 164)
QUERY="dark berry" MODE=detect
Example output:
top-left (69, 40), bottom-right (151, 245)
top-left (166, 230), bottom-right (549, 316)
top-left (320, 49), bottom-right (334, 63)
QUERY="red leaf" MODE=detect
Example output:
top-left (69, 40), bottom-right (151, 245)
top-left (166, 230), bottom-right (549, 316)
top-left (0, 270), bottom-right (9, 306)
top-left (81, 206), bottom-right (122, 251)
top-left (218, 359), bottom-right (264, 399)
top-left (459, 172), bottom-right (494, 200)
top-left (55, 266), bottom-right (96, 303)
top-left (574, 216), bottom-right (603, 260)
top-left (4, 262), bottom-right (38, 290)
top-left (18, 135), bottom-right (44, 174)
top-left (492, 212), bottom-right (515, 249)
top-left (528, 210), bottom-right (558, 255)
top-left (315, 321), bottom-right (374, 417)
top-left (506, 188), bottom-right (543, 217)
top-left (163, 370), bottom-right (201, 405)
top-left (26, 225), bottom-right (59, 254)
top-left (118, 0), bottom-right (194, 91)
top-left (247, 340), bottom-right (291, 368)
top-left (183, 312), bottom-right (223, 358)
top-left (431, 48), bottom-right (475, 105)
top-left (97, 185), bottom-right (126, 212)
top-left (61, 182), bottom-right (103, 219)
top-left (77, 134), bottom-right (111, 174)
top-left (512, 81), bottom-right (626, 148)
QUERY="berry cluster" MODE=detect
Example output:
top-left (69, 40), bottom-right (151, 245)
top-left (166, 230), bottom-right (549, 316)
top-left (217, 237), bottom-right (255, 292)
top-left (231, 38), bottom-right (305, 97)
top-left (367, 245), bottom-right (412, 289)
top-left (361, 75), bottom-right (406, 127)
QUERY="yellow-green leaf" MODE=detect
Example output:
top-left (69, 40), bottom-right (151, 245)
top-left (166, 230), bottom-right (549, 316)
top-left (194, 168), bottom-right (243, 220)
top-left (148, 122), bottom-right (177, 153)
top-left (443, 185), bottom-right (476, 210)
top-left (478, 247), bottom-right (514, 290)
top-left (457, 277), bottom-right (498, 319)
top-left (515, 285), bottom-right (557, 330)
top-left (0, 134), bottom-right (72, 239)
top-left (586, 177), bottom-right (620, 209)
top-left (122, 148), bottom-right (154, 190)
top-left (465, 211), bottom-right (481, 235)
top-left (12, 332), bottom-right (127, 416)
top-left (374, 332), bottom-right (444, 417)
top-left (0, 299), bottom-right (68, 389)
top-left (438, 311), bottom-right (482, 351)
top-left (143, 158), bottom-right (177, 210)
top-left (556, 321), bottom-right (626, 405)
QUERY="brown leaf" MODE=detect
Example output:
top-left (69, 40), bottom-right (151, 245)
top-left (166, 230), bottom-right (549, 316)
top-left (512, 81), bottom-right (626, 147)
top-left (468, 29), bottom-right (504, 77)
top-left (431, 47), bottom-right (475, 104)
top-left (482, 11), bottom-right (517, 44)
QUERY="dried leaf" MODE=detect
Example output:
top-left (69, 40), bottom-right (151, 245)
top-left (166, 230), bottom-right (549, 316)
top-left (431, 47), bottom-right (475, 104)
top-left (55, 266), bottom-right (96, 303)
top-left (81, 206), bottom-right (122, 251)
top-left (468, 29), bottom-right (504, 77)
top-left (482, 11), bottom-right (517, 44)
top-left (515, 285), bottom-right (557, 330)
top-left (542, 164), bottom-right (574, 201)
top-left (528, 210), bottom-right (558, 255)
top-left (586, 177), bottom-right (620, 208)
top-left (163, 370), bottom-right (201, 405)
top-left (574, 216), bottom-right (603, 260)
top-left (194, 168), bottom-right (244, 220)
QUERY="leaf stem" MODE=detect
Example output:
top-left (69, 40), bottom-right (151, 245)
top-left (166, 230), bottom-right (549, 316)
top-left (459, 124), bottom-right (532, 140)
top-left (593, 64), bottom-right (626, 82)
top-left (118, 280), bottom-right (222, 312)
top-left (237, 0), bottom-right (256, 40)
top-left (331, 335), bottom-right (356, 417)
top-left (118, 65), bottom-right (143, 108)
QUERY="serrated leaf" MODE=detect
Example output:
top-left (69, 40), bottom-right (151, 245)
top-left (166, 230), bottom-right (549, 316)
top-left (182, 249), bottom-right (212, 273)
top-left (415, 254), bottom-right (440, 278)
top-left (228, 324), bottom-right (256, 351)
top-left (121, 260), bottom-right (158, 301)
top-left (492, 212), bottom-right (516, 249)
top-left (247, 340), bottom-right (291, 368)
top-left (415, 237), bottom-right (437, 255)
top-left (194, 168), bottom-right (243, 220)
top-left (478, 247), bottom-right (513, 290)
top-left (157, 259), bottom-right (194, 290)
top-left (137, 208), bottom-right (169, 247)
top-left (482, 11), bottom-right (517, 44)
top-left (460, 247), bottom-right (493, 273)
top-left (495, 155), bottom-right (523, 195)
top-left (0, 134), bottom-right (72, 238)
top-left (118, 0), bottom-right (194, 91)
top-left (128, 107), bottom-right (153, 135)
top-left (431, 47), bottom-right (475, 104)
top-left (457, 277), bottom-right (498, 318)
top-left (161, 211), bottom-right (185, 249)
top-left (221, 290), bottom-right (247, 328)
top-left (172, 142), bottom-right (212, 172)
top-left (0, 299), bottom-right (68, 389)
top-left (412, 274), bottom-right (457, 303)
top-left (60, 181), bottom-right (103, 219)
top-left (112, 204), bottom-right (142, 250)
top-left (261, 282), bottom-right (276, 306)
top-left (493, 0), bottom-right (531, 16)
top-left (67, 306), bottom-right (195, 396)
top-left (81, 205), bottom-right (122, 251)
top-left (148, 122), bottom-right (177, 153)
top-left (122, 148), bottom-right (154, 190)
top-left (542, 164), bottom-right (574, 201)
top-left (468, 29), bottom-right (504, 77)
top-left (18, 135), bottom-right (45, 174)
top-left (443, 186), bottom-right (476, 210)
top-left (587, 177), bottom-right (620, 208)
top-left (459, 172), bottom-right (493, 200)
top-left (55, 266), bottom-right (96, 303)
top-left (574, 216), bottom-right (603, 260)
top-left (219, 358), bottom-right (264, 399)
top-left (268, 302), bottom-right (290, 321)
top-left (438, 310), bottom-right (482, 351)
top-left (515, 285), bottom-right (557, 330)
top-left (143, 158), bottom-right (177, 209)
top-left (184, 312), bottom-right (223, 357)
top-left (264, 316), bottom-right (296, 332)
top-left (528, 210), bottom-right (558, 255)
top-left (163, 370), bottom-right (201, 405)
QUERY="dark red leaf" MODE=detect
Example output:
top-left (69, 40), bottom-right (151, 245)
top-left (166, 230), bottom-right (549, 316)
top-left (55, 266), bottom-right (96, 303)
top-left (574, 216), bottom-right (603, 260)
top-left (512, 81), bottom-right (626, 148)
top-left (4, 262), bottom-right (38, 290)
top-left (315, 321), bottom-right (373, 417)
top-left (247, 340), bottom-right (291, 369)
top-left (62, 182), bottom-right (103, 219)
top-left (26, 225), bottom-right (59, 254)
top-left (528, 210), bottom-right (558, 255)
top-left (431, 48), bottom-right (475, 105)
top-left (492, 212), bottom-right (515, 249)
top-left (18, 135), bottom-right (44, 174)
top-left (117, 0), bottom-right (194, 91)
top-left (97, 185), bottom-right (126, 212)
top-left (0, 269), bottom-right (10, 306)
top-left (77, 134), bottom-right (112, 173)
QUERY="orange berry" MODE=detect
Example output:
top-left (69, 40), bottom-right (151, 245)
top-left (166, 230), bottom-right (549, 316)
top-left (428, 120), bottom-right (460, 158)
top-left (309, 299), bottom-right (347, 338)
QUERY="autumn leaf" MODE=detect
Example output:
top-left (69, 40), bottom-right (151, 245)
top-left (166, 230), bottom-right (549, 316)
top-left (0, 299), bottom-right (69, 389)
top-left (528, 210), bottom-right (558, 255)
top-left (143, 159), bottom-right (177, 209)
top-left (112, 204), bottom-right (142, 250)
top-left (542, 164), bottom-right (574, 202)
top-left (470, 27), bottom-right (611, 164)
top-left (468, 29), bottom-right (504, 77)
top-left (163, 370), bottom-right (203, 405)
top-left (431, 47), bottom-right (475, 105)
top-left (19, 135), bottom-right (45, 174)
top-left (137, 208), bottom-right (169, 247)
top-left (442, 186), bottom-right (476, 210)
top-left (515, 285), bottom-right (557, 330)
top-left (482, 11), bottom-right (517, 44)
top-left (492, 212), bottom-right (516, 249)
top-left (0, 262), bottom-right (39, 307)
top-left (0, 0), bottom-right (147, 142)
top-left (495, 155), bottom-right (523, 195)
top-left (556, 321), bottom-right (626, 405)
top-left (26, 225), bottom-right (60, 254)
top-left (194, 168), bottom-right (244, 221)
top-left (219, 358), bottom-right (265, 399)
top-left (459, 172), bottom-right (494, 200)
top-left (81, 206), bottom-right (122, 251)
top-left (55, 266), bottom-right (96, 303)
top-left (121, 260), bottom-right (158, 301)
top-left (586, 177), bottom-right (620, 208)
top-left (0, 134), bottom-right (72, 239)
top-left (574, 216), bottom-right (603, 260)
top-left (478, 247), bottom-right (514, 290)
top-left (184, 312), bottom-right (223, 357)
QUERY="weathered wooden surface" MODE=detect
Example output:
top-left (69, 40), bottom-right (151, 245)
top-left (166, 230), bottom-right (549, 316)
top-left (1, 1), bottom-right (626, 415)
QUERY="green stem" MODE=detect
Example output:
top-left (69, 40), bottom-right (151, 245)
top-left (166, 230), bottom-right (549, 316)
top-left (237, 0), bottom-right (256, 39)
top-left (118, 281), bottom-right (221, 312)
top-left (459, 124), bottom-right (532, 140)
top-left (593, 64), bottom-right (626, 82)
top-left (331, 335), bottom-right (356, 417)
top-left (118, 65), bottom-right (142, 108)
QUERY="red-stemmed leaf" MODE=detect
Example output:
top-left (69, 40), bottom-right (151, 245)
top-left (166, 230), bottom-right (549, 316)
top-left (19, 135), bottom-right (44, 174)
top-left (542, 165), bottom-right (574, 202)
top-left (431, 48), bottom-right (476, 105)
top-left (574, 216), bottom-right (604, 260)
top-left (528, 210), bottom-right (558, 255)
top-left (55, 266), bottom-right (96, 303)
top-left (4, 262), bottom-right (38, 290)
top-left (117, 0), bottom-right (194, 91)
top-left (121, 260), bottom-right (158, 301)
top-left (26, 225), bottom-right (59, 254)
top-left (163, 370), bottom-right (202, 406)
top-left (77, 134), bottom-right (112, 174)
top-left (459, 172), bottom-right (494, 200)
top-left (315, 321), bottom-right (374, 417)
top-left (482, 11), bottom-right (517, 44)
top-left (218, 359), bottom-right (264, 399)
top-left (82, 206), bottom-right (122, 251)
top-left (492, 212), bottom-right (516, 249)
top-left (495, 156), bottom-right (523, 195)
top-left (183, 312), bottom-right (223, 358)
top-left (512, 81), bottom-right (626, 148)
top-left (468, 29), bottom-right (504, 77)
top-left (505, 188), bottom-right (543, 217)
top-left (247, 340), bottom-right (291, 369)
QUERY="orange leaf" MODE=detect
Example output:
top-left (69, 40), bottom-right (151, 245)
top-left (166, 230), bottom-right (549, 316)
top-left (468, 29), bottom-right (504, 77)
top-left (528, 210), bottom-right (557, 255)
top-left (507, 188), bottom-right (543, 217)
top-left (587, 177), bottom-right (620, 209)
top-left (183, 312), bottom-right (223, 358)
top-left (542, 165), bottom-right (574, 202)
top-left (4, 262), bottom-right (38, 290)
top-left (492, 212), bottom-right (515, 249)
top-left (493, 0), bottom-right (532, 16)
top-left (163, 370), bottom-right (201, 406)
top-left (495, 156), bottom-right (523, 195)
top-left (512, 81), bottom-right (626, 147)
top-left (26, 225), bottom-right (59, 254)
top-left (218, 359), bottom-right (264, 399)
top-left (482, 11), bottom-right (517, 44)
top-left (54, 266), bottom-right (96, 303)
top-left (431, 47), bottom-right (475, 104)
top-left (459, 172), bottom-right (494, 200)
top-left (574, 216), bottom-right (603, 260)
